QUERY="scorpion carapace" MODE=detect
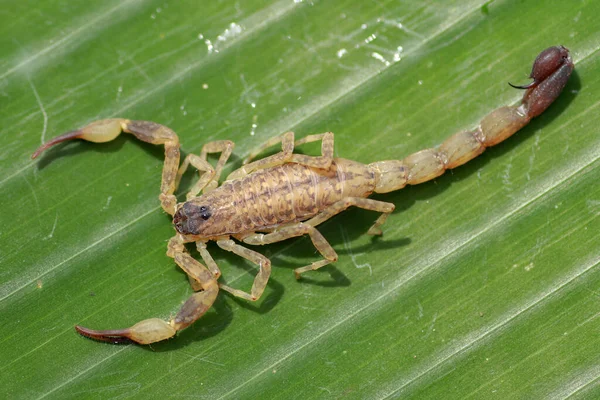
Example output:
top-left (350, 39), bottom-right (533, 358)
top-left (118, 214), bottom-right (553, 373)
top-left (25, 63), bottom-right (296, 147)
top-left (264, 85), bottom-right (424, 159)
top-left (32, 46), bottom-right (574, 344)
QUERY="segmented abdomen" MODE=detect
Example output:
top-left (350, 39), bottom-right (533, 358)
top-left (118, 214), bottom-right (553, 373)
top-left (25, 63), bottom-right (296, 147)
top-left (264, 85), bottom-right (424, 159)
top-left (227, 159), bottom-right (376, 233)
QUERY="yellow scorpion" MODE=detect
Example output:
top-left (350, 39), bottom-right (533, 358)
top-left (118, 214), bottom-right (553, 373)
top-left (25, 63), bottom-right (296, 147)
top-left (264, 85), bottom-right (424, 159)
top-left (32, 46), bottom-right (574, 344)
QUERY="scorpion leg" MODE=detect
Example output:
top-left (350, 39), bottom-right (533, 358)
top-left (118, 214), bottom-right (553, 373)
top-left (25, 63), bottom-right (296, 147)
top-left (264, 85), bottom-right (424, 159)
top-left (289, 198), bottom-right (395, 278)
top-left (31, 119), bottom-right (181, 215)
top-left (242, 222), bottom-right (338, 282)
top-left (244, 131), bottom-right (335, 167)
top-left (167, 237), bottom-right (219, 332)
top-left (227, 131), bottom-right (334, 180)
top-left (176, 140), bottom-right (234, 198)
top-left (216, 239), bottom-right (271, 301)
top-left (227, 132), bottom-right (294, 180)
top-left (243, 131), bottom-right (295, 165)
top-left (185, 241), bottom-right (222, 291)
top-left (75, 236), bottom-right (219, 344)
top-left (232, 198), bottom-right (395, 284)
top-left (306, 197), bottom-right (396, 236)
top-left (290, 132), bottom-right (334, 169)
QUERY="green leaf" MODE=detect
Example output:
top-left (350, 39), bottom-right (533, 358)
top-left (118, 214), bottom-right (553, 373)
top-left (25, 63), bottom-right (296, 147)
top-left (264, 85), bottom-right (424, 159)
top-left (2, 0), bottom-right (599, 398)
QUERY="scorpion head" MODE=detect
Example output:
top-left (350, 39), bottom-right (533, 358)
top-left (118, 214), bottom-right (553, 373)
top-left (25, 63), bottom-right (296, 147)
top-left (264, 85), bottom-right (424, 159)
top-left (173, 202), bottom-right (213, 236)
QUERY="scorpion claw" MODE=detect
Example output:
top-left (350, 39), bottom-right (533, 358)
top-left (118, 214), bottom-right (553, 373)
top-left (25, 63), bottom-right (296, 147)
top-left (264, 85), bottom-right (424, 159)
top-left (31, 119), bottom-right (127, 159)
top-left (75, 325), bottom-right (135, 344)
top-left (75, 318), bottom-right (177, 345)
top-left (31, 130), bottom-right (83, 159)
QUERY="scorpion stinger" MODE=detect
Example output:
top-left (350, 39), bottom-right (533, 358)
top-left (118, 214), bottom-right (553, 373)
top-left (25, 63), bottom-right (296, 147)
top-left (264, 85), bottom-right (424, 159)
top-left (509, 45), bottom-right (572, 90)
top-left (32, 46), bottom-right (573, 345)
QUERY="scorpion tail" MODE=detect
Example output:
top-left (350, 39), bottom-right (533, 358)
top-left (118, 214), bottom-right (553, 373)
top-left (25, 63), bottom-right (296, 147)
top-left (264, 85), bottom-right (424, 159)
top-left (371, 45), bottom-right (574, 194)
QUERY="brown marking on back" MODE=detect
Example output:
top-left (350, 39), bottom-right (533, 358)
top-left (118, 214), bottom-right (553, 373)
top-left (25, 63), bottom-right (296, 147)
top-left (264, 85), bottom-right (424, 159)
top-left (181, 158), bottom-right (376, 239)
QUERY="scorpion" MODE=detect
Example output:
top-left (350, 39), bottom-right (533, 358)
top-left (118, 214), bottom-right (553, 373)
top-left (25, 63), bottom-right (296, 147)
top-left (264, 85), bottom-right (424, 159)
top-left (32, 45), bottom-right (574, 344)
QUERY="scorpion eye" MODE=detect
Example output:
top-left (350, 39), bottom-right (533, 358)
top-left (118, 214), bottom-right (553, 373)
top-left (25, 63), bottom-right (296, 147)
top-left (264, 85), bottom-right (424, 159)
top-left (199, 206), bottom-right (211, 220)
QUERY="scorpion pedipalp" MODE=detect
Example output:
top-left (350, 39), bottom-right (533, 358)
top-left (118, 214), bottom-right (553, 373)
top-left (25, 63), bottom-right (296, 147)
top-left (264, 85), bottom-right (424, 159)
top-left (33, 118), bottom-right (181, 215)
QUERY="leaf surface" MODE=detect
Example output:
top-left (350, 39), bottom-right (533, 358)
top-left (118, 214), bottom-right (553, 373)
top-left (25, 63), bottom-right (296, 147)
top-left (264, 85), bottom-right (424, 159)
top-left (1, 1), bottom-right (599, 398)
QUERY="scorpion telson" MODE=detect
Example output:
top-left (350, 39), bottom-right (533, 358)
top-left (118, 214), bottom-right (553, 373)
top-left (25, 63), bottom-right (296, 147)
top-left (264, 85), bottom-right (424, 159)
top-left (509, 45), bottom-right (570, 90)
top-left (32, 46), bottom-right (574, 344)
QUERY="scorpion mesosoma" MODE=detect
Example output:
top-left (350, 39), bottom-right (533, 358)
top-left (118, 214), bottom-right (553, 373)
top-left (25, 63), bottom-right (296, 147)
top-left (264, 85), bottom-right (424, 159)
top-left (32, 46), bottom-right (574, 344)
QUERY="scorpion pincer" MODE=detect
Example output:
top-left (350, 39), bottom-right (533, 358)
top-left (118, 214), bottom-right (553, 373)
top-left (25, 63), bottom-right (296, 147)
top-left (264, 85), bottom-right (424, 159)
top-left (32, 46), bottom-right (574, 344)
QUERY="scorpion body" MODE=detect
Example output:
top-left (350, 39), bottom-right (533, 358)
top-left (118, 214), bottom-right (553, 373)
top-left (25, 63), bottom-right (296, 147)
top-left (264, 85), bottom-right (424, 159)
top-left (32, 46), bottom-right (574, 344)
top-left (176, 158), bottom-right (378, 238)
